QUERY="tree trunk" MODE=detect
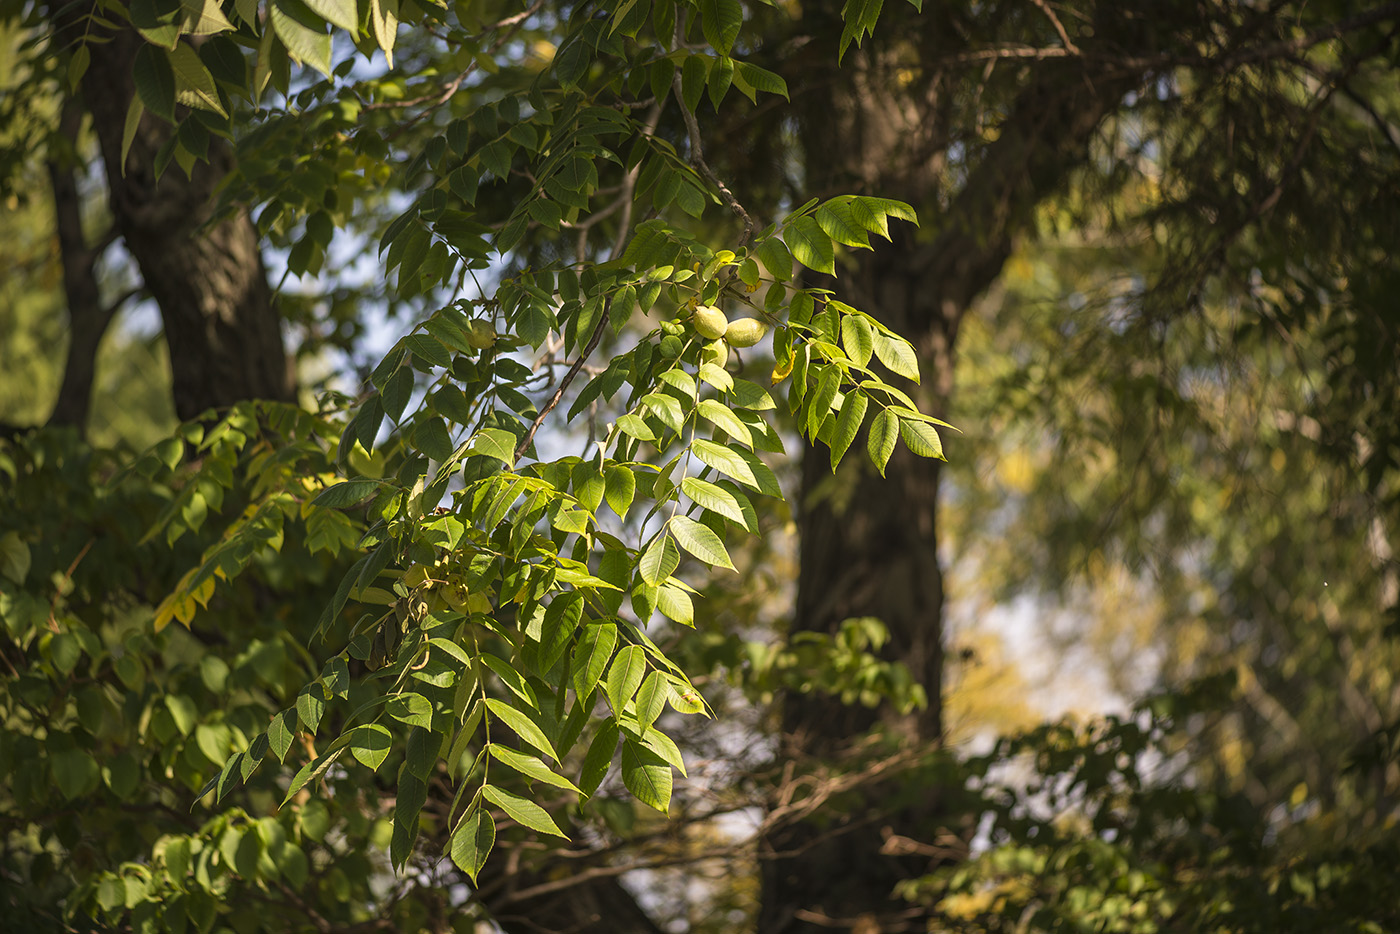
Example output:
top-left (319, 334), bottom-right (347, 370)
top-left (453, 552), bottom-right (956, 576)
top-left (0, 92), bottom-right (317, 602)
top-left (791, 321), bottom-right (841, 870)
top-left (46, 97), bottom-right (119, 433)
top-left (48, 4), bottom-right (293, 421)
top-left (760, 13), bottom-right (1145, 929)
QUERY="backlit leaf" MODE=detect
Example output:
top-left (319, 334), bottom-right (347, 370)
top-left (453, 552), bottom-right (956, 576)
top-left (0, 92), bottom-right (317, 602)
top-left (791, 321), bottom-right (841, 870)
top-left (483, 784), bottom-right (568, 838)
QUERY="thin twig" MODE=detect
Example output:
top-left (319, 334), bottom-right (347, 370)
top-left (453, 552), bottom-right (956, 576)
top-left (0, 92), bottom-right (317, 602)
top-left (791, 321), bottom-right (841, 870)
top-left (370, 0), bottom-right (547, 141)
top-left (1028, 0), bottom-right (1079, 55)
top-left (511, 100), bottom-right (662, 461)
top-left (47, 538), bottom-right (94, 632)
top-left (671, 22), bottom-right (756, 248)
top-left (513, 297), bottom-right (613, 460)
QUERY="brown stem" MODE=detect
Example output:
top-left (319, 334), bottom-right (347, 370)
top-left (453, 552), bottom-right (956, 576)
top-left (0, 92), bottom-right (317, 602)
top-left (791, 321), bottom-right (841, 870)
top-left (513, 298), bottom-right (612, 461)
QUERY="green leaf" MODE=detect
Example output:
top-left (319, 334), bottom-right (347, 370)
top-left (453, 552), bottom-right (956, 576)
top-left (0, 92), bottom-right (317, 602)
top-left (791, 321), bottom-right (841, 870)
top-left (483, 784), bottom-right (568, 838)
top-left (572, 461), bottom-right (606, 513)
top-left (120, 96), bottom-right (145, 178)
top-left (168, 44), bottom-right (226, 116)
top-left (706, 54), bottom-right (734, 110)
top-left (754, 236), bottom-right (794, 281)
top-left (616, 413), bottom-right (656, 442)
top-left (413, 417), bottom-right (454, 461)
top-left (691, 439), bottom-right (759, 492)
top-left (195, 723), bottom-right (229, 766)
top-left (620, 738), bottom-right (672, 812)
top-left (670, 53), bottom-right (697, 112)
top-left (268, 709), bottom-right (296, 762)
top-left (484, 698), bottom-right (559, 762)
top-left (668, 515), bottom-right (736, 571)
top-left (270, 0), bottom-right (333, 77)
top-left (830, 391), bottom-right (868, 470)
top-left (181, 0), bottom-right (236, 34)
top-left (312, 479), bottom-right (380, 508)
top-left (730, 378), bottom-right (776, 411)
top-left (699, 362), bottom-right (733, 393)
top-left (605, 465), bottom-right (636, 518)
top-left (656, 584), bottom-right (694, 627)
top-left (872, 331), bottom-right (920, 383)
top-left (841, 314), bottom-right (874, 368)
top-left (450, 807), bottom-right (495, 883)
top-left (296, 684), bottom-right (325, 733)
top-left (579, 719), bottom-right (619, 796)
top-left (282, 750), bottom-right (343, 804)
top-left (691, 442), bottom-right (789, 501)
top-left (733, 61), bottom-right (788, 99)
top-left (165, 694), bottom-right (198, 735)
top-left (302, 0), bottom-right (358, 33)
top-left (668, 681), bottom-right (706, 715)
top-left (784, 215), bottom-right (835, 276)
top-left (387, 693), bottom-right (433, 730)
top-left (867, 409), bottom-right (898, 477)
top-left (369, 0), bottom-right (398, 63)
top-left (699, 0), bottom-right (742, 54)
top-left (391, 769), bottom-right (427, 868)
top-left (639, 531), bottom-right (680, 587)
top-left (488, 744), bottom-right (581, 792)
top-left (348, 724), bottom-right (392, 771)
top-left (572, 622), bottom-right (618, 699)
top-left (605, 644), bottom-right (646, 716)
top-left (639, 724), bottom-right (687, 776)
top-left (816, 201), bottom-right (872, 250)
top-left (635, 671), bottom-right (669, 732)
top-left (697, 399), bottom-right (753, 447)
top-left (132, 0), bottom-right (181, 48)
top-left (805, 368), bottom-right (841, 440)
top-left (837, 0), bottom-right (885, 61)
top-left (469, 427), bottom-right (518, 466)
top-left (51, 748), bottom-right (99, 799)
top-left (133, 43), bottom-right (176, 123)
top-left (681, 476), bottom-right (745, 525)
top-left (642, 392), bottom-right (685, 435)
top-left (554, 35), bottom-right (589, 88)
top-left (898, 418), bottom-right (944, 460)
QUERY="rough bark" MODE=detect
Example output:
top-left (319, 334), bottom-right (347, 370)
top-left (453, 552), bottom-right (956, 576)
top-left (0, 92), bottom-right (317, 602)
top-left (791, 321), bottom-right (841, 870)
top-left (759, 14), bottom-right (1146, 931)
top-left (47, 4), bottom-right (292, 421)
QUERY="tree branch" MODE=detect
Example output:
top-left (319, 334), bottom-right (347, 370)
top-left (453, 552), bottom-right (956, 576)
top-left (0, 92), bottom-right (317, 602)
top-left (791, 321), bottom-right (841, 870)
top-left (512, 100), bottom-right (661, 462)
top-left (671, 70), bottom-right (756, 248)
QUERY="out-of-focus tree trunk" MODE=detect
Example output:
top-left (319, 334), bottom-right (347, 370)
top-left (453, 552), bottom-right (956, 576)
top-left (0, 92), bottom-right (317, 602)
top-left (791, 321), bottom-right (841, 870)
top-left (759, 9), bottom-right (1144, 928)
top-left (45, 97), bottom-right (120, 433)
top-left (47, 3), bottom-right (292, 420)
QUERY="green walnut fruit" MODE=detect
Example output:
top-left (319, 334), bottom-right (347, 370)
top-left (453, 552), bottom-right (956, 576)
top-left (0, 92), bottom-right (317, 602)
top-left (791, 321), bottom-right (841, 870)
top-left (692, 305), bottom-right (730, 340)
top-left (443, 581), bottom-right (471, 613)
top-left (724, 318), bottom-right (769, 347)
top-left (700, 339), bottom-right (729, 369)
top-left (465, 320), bottom-right (497, 349)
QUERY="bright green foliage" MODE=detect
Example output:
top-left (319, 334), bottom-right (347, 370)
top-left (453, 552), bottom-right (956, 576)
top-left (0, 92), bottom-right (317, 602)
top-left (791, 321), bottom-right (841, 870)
top-left (0, 0), bottom-right (947, 926)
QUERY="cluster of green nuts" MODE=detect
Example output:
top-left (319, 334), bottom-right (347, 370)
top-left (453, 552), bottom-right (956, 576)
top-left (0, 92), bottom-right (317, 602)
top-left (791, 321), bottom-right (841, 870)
top-left (691, 305), bottom-right (769, 348)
